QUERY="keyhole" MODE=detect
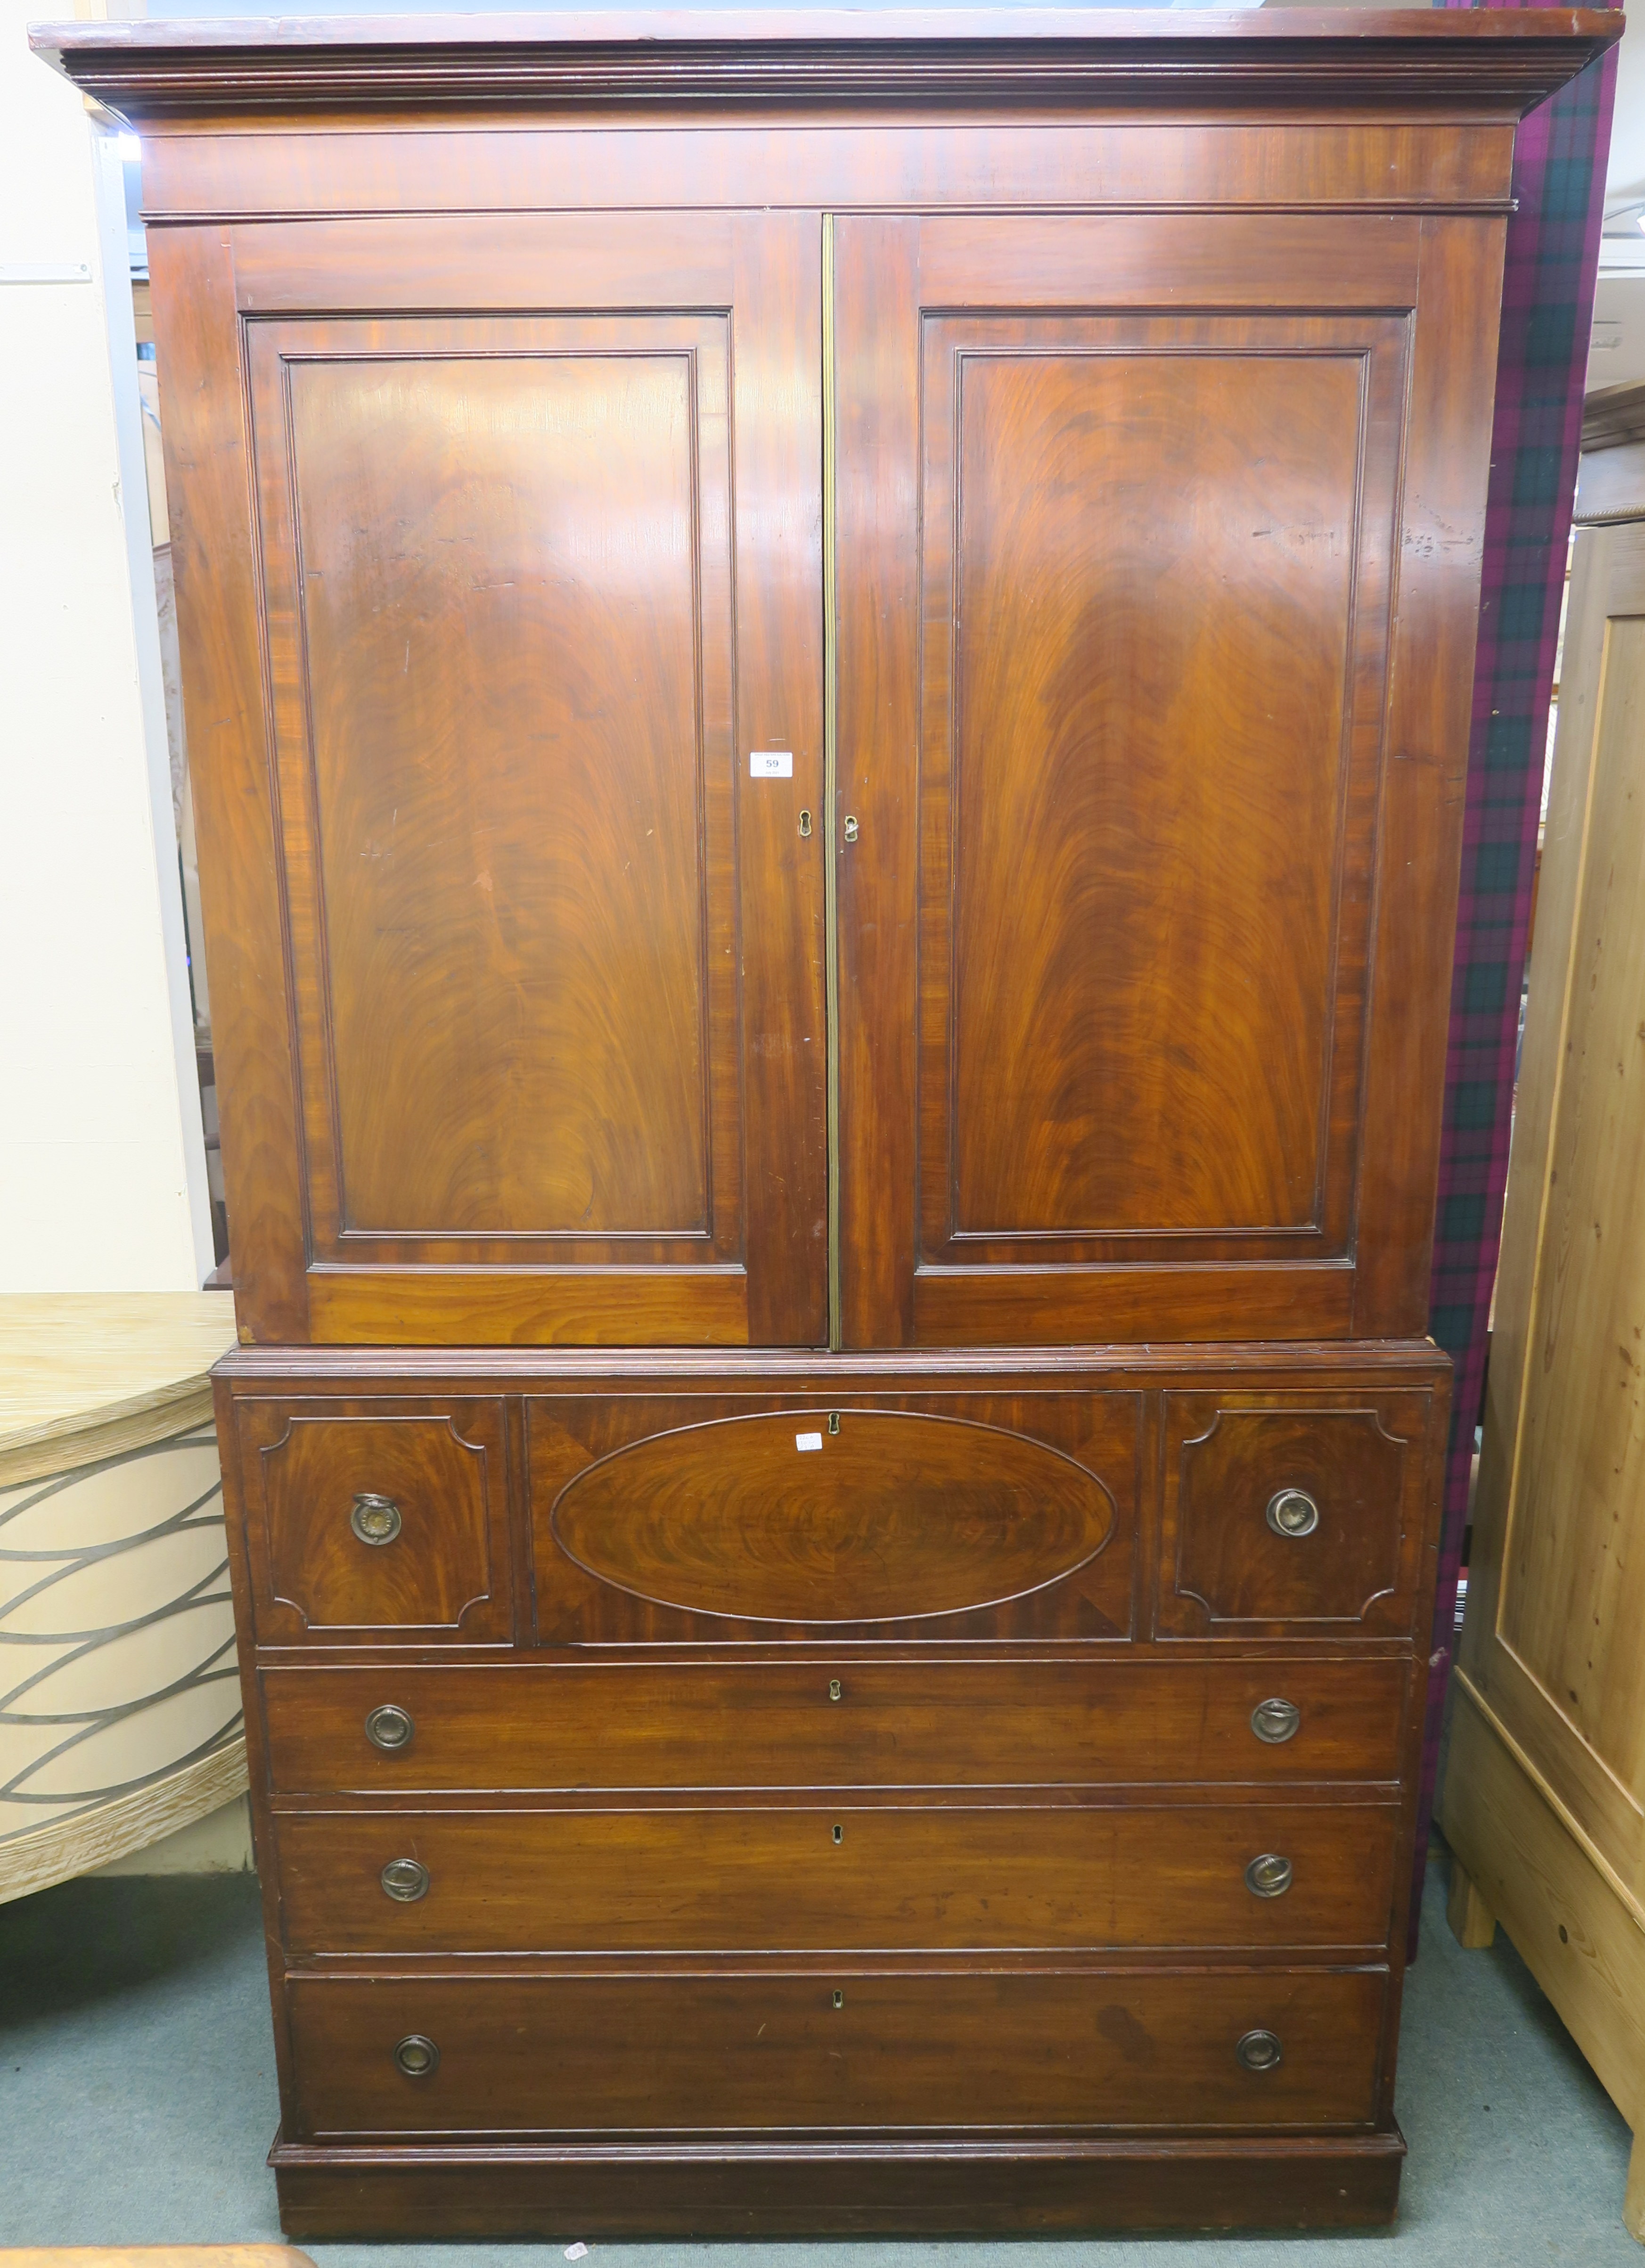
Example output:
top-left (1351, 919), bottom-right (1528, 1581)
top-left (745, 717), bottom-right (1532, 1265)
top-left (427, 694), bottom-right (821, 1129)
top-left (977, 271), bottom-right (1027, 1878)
top-left (832, 1824), bottom-right (843, 1845)
top-left (827, 1412), bottom-right (841, 1434)
top-left (828, 1678), bottom-right (843, 1701)
top-left (798, 808), bottom-right (812, 838)
top-left (832, 1989), bottom-right (844, 2009)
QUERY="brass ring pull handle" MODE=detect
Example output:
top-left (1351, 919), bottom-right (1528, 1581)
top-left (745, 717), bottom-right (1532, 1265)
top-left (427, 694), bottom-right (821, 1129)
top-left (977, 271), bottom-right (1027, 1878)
top-left (380, 1857), bottom-right (430, 1903)
top-left (1244, 1852), bottom-right (1294, 1898)
top-left (1265, 1488), bottom-right (1319, 1539)
top-left (365, 1703), bottom-right (414, 1751)
top-left (1236, 2028), bottom-right (1283, 2073)
top-left (350, 1492), bottom-right (402, 1546)
top-left (1250, 1696), bottom-right (1301, 1745)
top-left (393, 2034), bottom-right (439, 2078)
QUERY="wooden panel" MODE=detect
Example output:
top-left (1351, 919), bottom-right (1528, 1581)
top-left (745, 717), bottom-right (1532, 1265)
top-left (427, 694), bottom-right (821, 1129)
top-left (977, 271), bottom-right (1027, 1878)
top-left (259, 1657), bottom-right (1412, 1794)
top-left (833, 207), bottom-right (1484, 1347)
top-left (146, 225), bottom-right (310, 1342)
top-left (927, 319), bottom-right (1382, 1253)
top-left (248, 310), bottom-right (733, 1263)
top-left (1442, 1678), bottom-right (1645, 2137)
top-left (1348, 216), bottom-right (1502, 1336)
top-left (154, 214), bottom-right (824, 1347)
top-left (283, 1966), bottom-right (1388, 2137)
top-left (274, 1800), bottom-right (1401, 1955)
top-left (1459, 518), bottom-right (1645, 1922)
top-left (527, 1392), bottom-right (1136, 1641)
top-left (266, 2133), bottom-right (1407, 2240)
top-left (135, 118), bottom-right (1518, 227)
top-left (1158, 1392), bottom-right (1432, 1638)
top-left (238, 1400), bottom-right (510, 1644)
top-left (282, 341), bottom-right (712, 1241)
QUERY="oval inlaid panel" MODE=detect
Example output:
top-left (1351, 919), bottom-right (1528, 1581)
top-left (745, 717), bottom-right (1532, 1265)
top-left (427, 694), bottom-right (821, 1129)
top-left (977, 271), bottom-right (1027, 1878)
top-left (549, 1411), bottom-right (1114, 1624)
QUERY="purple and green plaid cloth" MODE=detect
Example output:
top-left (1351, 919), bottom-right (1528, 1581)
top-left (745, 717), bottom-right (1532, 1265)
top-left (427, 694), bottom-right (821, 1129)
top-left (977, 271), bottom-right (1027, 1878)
top-left (1415, 0), bottom-right (1620, 1945)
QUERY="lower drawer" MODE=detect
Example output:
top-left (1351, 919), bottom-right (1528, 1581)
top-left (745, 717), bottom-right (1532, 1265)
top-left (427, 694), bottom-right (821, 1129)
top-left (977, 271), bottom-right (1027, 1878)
top-left (274, 1801), bottom-right (1400, 1955)
top-left (283, 1967), bottom-right (1387, 2137)
top-left (260, 1656), bottom-right (1410, 1792)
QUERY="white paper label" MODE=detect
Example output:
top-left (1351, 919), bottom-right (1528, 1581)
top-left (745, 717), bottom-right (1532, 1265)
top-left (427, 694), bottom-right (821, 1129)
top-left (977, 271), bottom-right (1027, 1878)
top-left (794, 1430), bottom-right (824, 1453)
top-left (750, 750), bottom-right (794, 778)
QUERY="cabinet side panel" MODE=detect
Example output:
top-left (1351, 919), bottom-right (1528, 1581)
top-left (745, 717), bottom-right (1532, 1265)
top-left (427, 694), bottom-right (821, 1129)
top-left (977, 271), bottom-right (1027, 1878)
top-left (1350, 215), bottom-right (1506, 1335)
top-left (150, 225), bottom-right (309, 1341)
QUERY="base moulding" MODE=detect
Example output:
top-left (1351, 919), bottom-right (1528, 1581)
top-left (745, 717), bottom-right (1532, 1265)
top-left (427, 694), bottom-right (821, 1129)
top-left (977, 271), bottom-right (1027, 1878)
top-left (269, 2128), bottom-right (1406, 2236)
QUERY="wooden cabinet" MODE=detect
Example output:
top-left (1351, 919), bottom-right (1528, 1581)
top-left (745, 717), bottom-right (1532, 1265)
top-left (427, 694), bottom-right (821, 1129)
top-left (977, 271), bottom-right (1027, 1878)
top-left (35, 2), bottom-right (1613, 2239)
top-left (1440, 392), bottom-right (1645, 2242)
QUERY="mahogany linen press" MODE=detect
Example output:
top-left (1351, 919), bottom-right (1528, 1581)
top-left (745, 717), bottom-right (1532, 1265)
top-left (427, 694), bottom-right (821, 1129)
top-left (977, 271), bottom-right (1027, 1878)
top-left (33, 6), bottom-right (1617, 2236)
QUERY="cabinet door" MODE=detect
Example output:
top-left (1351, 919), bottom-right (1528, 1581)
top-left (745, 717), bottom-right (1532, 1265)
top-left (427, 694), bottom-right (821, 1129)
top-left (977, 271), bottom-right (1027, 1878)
top-left (157, 213), bottom-right (824, 1346)
top-left (833, 212), bottom-right (1501, 1347)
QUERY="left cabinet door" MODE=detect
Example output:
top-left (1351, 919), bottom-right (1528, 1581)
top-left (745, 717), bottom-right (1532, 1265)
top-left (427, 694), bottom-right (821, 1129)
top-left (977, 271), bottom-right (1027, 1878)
top-left (154, 213), bottom-right (826, 1347)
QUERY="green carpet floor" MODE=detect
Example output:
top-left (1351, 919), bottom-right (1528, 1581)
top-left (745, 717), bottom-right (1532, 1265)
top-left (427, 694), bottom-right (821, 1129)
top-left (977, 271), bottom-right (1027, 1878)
top-left (0, 1844), bottom-right (1633, 2265)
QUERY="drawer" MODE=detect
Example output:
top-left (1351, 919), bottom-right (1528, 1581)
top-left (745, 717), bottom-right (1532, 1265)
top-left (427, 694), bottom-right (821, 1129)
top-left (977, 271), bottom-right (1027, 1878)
top-left (528, 1394), bottom-right (1139, 1643)
top-left (1157, 1390), bottom-right (1439, 1638)
top-left (275, 1800), bottom-right (1400, 1955)
top-left (260, 1657), bottom-right (1411, 1793)
top-left (235, 1397), bottom-right (512, 1645)
top-left (283, 1966), bottom-right (1387, 2137)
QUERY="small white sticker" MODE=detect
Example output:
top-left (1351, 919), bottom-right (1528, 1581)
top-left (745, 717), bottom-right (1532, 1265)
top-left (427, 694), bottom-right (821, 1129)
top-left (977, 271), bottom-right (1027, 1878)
top-left (565, 2248), bottom-right (590, 2261)
top-left (795, 1430), bottom-right (824, 1452)
top-left (750, 750), bottom-right (794, 778)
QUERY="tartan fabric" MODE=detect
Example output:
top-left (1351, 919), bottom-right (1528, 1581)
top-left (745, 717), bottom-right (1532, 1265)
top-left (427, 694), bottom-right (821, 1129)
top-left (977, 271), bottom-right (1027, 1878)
top-left (1413, 0), bottom-right (1618, 1948)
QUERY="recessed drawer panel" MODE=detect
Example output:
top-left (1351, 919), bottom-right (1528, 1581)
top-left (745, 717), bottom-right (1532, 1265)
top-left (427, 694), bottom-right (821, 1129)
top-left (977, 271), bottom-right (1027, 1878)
top-left (260, 1657), bottom-right (1410, 1793)
top-left (274, 1800), bottom-right (1399, 1956)
top-left (1158, 1390), bottom-right (1437, 1638)
top-left (283, 1966), bottom-right (1387, 2137)
top-left (237, 1398), bottom-right (512, 1645)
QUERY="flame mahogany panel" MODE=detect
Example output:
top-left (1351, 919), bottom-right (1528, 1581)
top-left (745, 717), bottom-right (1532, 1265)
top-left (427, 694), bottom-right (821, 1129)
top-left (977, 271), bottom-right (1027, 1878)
top-left (527, 1394), bottom-right (1138, 1642)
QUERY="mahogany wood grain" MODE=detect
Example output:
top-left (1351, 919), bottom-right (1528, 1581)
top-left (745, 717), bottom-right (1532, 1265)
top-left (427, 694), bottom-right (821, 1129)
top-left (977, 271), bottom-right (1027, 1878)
top-left (158, 213), bottom-right (826, 1346)
top-left (1349, 216), bottom-right (1504, 1336)
top-left (834, 206), bottom-right (1483, 1347)
top-left (1157, 1390), bottom-right (1437, 1640)
top-left (132, 119), bottom-right (1517, 228)
top-left (258, 1655), bottom-right (1412, 1794)
top-left (526, 1390), bottom-right (1137, 1642)
top-left (266, 2130), bottom-right (1406, 2237)
top-left (282, 1964), bottom-right (1388, 2137)
top-left (146, 225), bottom-right (309, 1343)
top-left (237, 1399), bottom-right (511, 1645)
top-left (274, 1799), bottom-right (1401, 1955)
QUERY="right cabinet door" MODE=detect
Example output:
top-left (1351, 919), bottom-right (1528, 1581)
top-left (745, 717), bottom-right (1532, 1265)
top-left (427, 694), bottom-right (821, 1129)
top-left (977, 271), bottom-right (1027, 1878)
top-left (833, 211), bottom-right (1502, 1348)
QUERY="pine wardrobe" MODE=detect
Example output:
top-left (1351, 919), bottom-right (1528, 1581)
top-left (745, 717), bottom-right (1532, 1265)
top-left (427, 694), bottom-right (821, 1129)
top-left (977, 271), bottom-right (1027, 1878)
top-left (36, 6), bottom-right (1615, 2237)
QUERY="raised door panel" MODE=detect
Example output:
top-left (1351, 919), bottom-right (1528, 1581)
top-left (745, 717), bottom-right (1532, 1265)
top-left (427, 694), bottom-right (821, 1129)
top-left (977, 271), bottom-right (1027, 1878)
top-left (834, 212), bottom-right (1499, 1346)
top-left (525, 1393), bottom-right (1138, 1642)
top-left (162, 215), bottom-right (824, 1346)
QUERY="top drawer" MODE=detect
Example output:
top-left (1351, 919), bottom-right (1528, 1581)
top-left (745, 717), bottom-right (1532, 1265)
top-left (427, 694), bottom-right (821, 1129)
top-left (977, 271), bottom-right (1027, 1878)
top-left (235, 1398), bottom-right (513, 1645)
top-left (1157, 1389), bottom-right (1438, 1639)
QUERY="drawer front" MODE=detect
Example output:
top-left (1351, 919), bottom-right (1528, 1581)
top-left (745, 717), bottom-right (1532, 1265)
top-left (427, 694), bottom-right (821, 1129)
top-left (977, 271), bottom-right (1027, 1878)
top-left (261, 1657), bottom-right (1411, 1793)
top-left (1157, 1390), bottom-right (1437, 1638)
top-left (284, 1967), bottom-right (1387, 2137)
top-left (275, 1800), bottom-right (1399, 1955)
top-left (528, 1393), bottom-right (1139, 1643)
top-left (237, 1398), bottom-right (512, 1645)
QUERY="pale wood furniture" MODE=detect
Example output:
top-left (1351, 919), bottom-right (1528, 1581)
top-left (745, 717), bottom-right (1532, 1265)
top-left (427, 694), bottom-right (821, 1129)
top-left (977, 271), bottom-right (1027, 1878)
top-left (0, 1293), bottom-right (242, 1900)
top-left (1441, 383), bottom-right (1645, 2245)
top-left (34, 6), bottom-right (1614, 2238)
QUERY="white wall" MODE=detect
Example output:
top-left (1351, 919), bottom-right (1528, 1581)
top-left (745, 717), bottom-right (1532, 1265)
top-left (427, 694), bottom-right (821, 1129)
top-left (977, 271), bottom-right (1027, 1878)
top-left (0, 0), bottom-right (213, 1291)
